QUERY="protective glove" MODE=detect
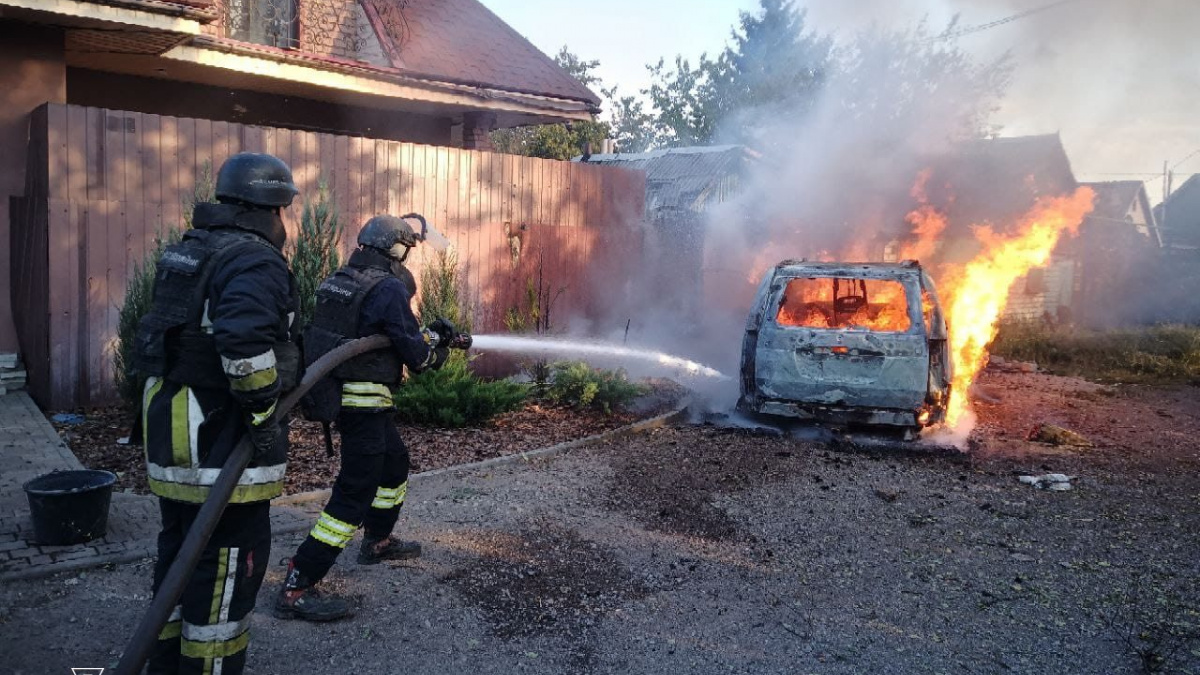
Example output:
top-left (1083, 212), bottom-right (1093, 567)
top-left (427, 317), bottom-right (458, 346)
top-left (247, 413), bottom-right (282, 460)
top-left (427, 346), bottom-right (451, 371)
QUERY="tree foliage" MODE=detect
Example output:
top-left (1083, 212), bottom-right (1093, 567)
top-left (491, 47), bottom-right (610, 160)
top-left (289, 179), bottom-right (342, 327)
top-left (644, 1), bottom-right (832, 147)
top-left (834, 17), bottom-right (1013, 141)
top-left (636, 0), bottom-right (1006, 150)
top-left (114, 164), bottom-right (215, 411)
top-left (491, 1), bottom-right (1009, 156)
top-left (417, 247), bottom-right (472, 332)
top-left (601, 85), bottom-right (655, 154)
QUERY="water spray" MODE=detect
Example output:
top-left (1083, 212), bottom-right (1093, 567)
top-left (470, 334), bottom-right (728, 380)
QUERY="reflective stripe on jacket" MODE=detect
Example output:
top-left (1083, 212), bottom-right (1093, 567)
top-left (142, 376), bottom-right (286, 504)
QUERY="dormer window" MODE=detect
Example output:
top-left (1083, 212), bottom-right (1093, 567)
top-left (225, 0), bottom-right (300, 49)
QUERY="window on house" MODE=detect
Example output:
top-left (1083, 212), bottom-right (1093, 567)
top-left (226, 0), bottom-right (300, 49)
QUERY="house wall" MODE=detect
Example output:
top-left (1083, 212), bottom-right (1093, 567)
top-left (17, 103), bottom-right (646, 408)
top-left (1003, 259), bottom-right (1076, 323)
top-left (0, 23), bottom-right (68, 354)
top-left (67, 69), bottom-right (452, 145)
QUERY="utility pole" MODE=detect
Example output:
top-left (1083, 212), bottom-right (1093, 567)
top-left (1162, 160), bottom-right (1169, 235)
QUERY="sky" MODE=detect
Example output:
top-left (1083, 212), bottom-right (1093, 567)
top-left (480, 0), bottom-right (1200, 196)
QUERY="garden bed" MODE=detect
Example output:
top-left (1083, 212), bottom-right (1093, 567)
top-left (49, 380), bottom-right (686, 496)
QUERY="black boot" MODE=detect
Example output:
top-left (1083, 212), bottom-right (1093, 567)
top-left (275, 559), bottom-right (354, 621)
top-left (357, 535), bottom-right (422, 565)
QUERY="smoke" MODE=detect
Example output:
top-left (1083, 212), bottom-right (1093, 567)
top-left (563, 12), bottom-right (1017, 417)
top-left (806, 0), bottom-right (1200, 180)
top-left (567, 1), bottom-right (1195, 418)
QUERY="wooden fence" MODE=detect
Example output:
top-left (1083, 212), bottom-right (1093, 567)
top-left (13, 103), bottom-right (646, 409)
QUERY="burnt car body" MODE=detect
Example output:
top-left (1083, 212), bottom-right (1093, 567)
top-left (738, 260), bottom-right (951, 431)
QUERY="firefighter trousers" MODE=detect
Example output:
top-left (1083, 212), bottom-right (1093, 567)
top-left (148, 499), bottom-right (271, 675)
top-left (292, 410), bottom-right (410, 583)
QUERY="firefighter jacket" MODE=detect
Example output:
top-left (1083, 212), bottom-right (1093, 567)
top-left (134, 204), bottom-right (299, 504)
top-left (303, 248), bottom-right (435, 411)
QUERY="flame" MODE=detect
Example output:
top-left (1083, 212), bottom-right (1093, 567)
top-left (940, 187), bottom-right (1095, 429)
top-left (898, 169), bottom-right (948, 262)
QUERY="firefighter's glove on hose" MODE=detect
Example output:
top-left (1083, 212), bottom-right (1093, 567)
top-left (428, 317), bottom-right (458, 345)
top-left (428, 317), bottom-right (472, 350)
top-left (247, 411), bottom-right (282, 460)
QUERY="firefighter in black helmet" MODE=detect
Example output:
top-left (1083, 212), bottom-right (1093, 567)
top-left (276, 213), bottom-right (468, 621)
top-left (134, 152), bottom-right (300, 674)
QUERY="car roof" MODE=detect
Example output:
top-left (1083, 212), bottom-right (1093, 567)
top-left (771, 260), bottom-right (925, 280)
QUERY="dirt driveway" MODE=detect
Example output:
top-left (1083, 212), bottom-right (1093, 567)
top-left (3, 371), bottom-right (1199, 674)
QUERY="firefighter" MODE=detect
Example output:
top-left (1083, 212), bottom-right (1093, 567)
top-left (134, 152), bottom-right (300, 674)
top-left (276, 214), bottom-right (466, 621)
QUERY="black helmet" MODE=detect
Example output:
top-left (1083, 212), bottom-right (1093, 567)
top-left (358, 214), bottom-right (421, 260)
top-left (215, 153), bottom-right (298, 208)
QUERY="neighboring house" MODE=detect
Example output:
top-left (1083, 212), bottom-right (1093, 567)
top-left (579, 145), bottom-right (752, 319)
top-left (0, 0), bottom-right (603, 358)
top-left (1055, 180), bottom-right (1161, 326)
top-left (922, 133), bottom-right (1080, 266)
top-left (919, 137), bottom-right (1165, 326)
top-left (896, 134), bottom-right (1082, 323)
top-left (1154, 173), bottom-right (1200, 252)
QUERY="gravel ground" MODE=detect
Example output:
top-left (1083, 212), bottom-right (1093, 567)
top-left (6, 370), bottom-right (1200, 675)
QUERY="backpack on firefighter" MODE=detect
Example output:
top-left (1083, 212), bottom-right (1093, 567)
top-left (133, 228), bottom-right (301, 392)
top-left (300, 264), bottom-right (404, 424)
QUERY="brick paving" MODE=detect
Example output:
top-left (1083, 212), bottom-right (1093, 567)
top-left (0, 393), bottom-right (312, 581)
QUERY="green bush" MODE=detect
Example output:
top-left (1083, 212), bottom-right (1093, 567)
top-left (289, 179), bottom-right (342, 327)
top-left (418, 247), bottom-right (472, 332)
top-left (547, 361), bottom-right (647, 414)
top-left (113, 163), bottom-right (214, 411)
top-left (399, 249), bottom-right (521, 427)
top-left (114, 228), bottom-right (183, 409)
top-left (992, 322), bottom-right (1200, 384)
top-left (393, 353), bottom-right (527, 427)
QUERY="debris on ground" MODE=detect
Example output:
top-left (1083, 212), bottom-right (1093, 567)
top-left (1017, 473), bottom-right (1074, 491)
top-left (1026, 422), bottom-right (1093, 447)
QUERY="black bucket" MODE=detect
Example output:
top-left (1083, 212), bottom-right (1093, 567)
top-left (23, 470), bottom-right (117, 545)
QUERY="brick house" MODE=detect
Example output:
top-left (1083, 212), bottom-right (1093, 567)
top-left (0, 0), bottom-right (603, 358)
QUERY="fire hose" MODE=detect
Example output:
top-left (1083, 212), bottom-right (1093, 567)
top-left (114, 335), bottom-right (391, 675)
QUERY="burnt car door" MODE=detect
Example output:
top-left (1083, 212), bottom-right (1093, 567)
top-left (920, 270), bottom-right (952, 422)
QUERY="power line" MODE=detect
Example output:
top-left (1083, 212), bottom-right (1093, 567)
top-left (1171, 148), bottom-right (1200, 171)
top-left (928, 0), bottom-right (1082, 42)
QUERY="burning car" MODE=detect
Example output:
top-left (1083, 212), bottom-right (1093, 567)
top-left (738, 260), bottom-right (951, 434)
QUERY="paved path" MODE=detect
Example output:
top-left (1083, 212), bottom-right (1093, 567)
top-left (0, 393), bottom-right (311, 581)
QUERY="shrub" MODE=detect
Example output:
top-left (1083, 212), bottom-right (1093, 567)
top-left (289, 179), bottom-right (342, 327)
top-left (547, 361), bottom-right (647, 414)
top-left (992, 322), bottom-right (1200, 384)
top-left (397, 247), bottom-right (522, 427)
top-left (113, 163), bottom-right (214, 411)
top-left (418, 247), bottom-right (472, 332)
top-left (392, 354), bottom-right (527, 427)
